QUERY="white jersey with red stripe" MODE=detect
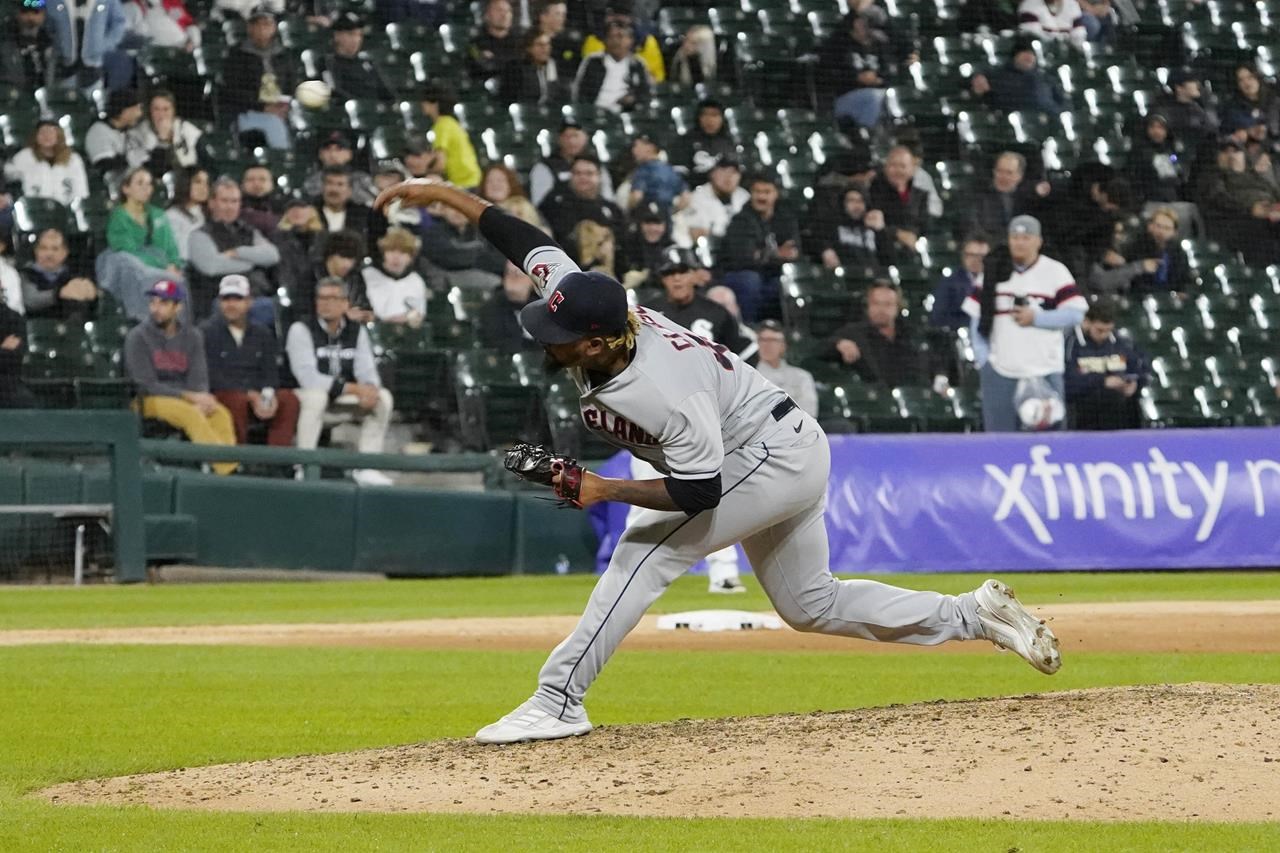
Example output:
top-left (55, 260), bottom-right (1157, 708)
top-left (962, 254), bottom-right (1086, 378)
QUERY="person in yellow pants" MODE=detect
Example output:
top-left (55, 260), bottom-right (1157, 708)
top-left (123, 280), bottom-right (238, 475)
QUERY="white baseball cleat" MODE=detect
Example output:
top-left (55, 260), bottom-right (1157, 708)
top-left (973, 579), bottom-right (1062, 675)
top-left (708, 577), bottom-right (747, 594)
top-left (474, 700), bottom-right (593, 745)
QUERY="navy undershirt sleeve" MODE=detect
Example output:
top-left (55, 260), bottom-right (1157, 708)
top-left (664, 474), bottom-right (723, 515)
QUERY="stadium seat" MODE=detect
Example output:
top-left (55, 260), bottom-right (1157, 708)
top-left (545, 379), bottom-right (616, 461)
top-left (836, 380), bottom-right (912, 432)
top-left (453, 349), bottom-right (546, 450)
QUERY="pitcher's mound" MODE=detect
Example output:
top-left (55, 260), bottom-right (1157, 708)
top-left (41, 683), bottom-right (1280, 822)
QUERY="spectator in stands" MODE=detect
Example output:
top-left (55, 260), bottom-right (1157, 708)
top-left (674, 99), bottom-right (736, 188)
top-left (0, 287), bottom-right (35, 408)
top-left (215, 0), bottom-right (283, 21)
top-left (672, 154), bottom-right (747, 249)
top-left (533, 0), bottom-right (578, 72)
top-left (0, 237), bottom-right (22, 315)
top-left (1017, 0), bottom-right (1086, 49)
top-left (645, 257), bottom-right (746, 352)
top-left (0, 0), bottom-right (55, 92)
top-left (285, 277), bottom-right (394, 482)
top-left (970, 39), bottom-right (1068, 115)
top-left (85, 88), bottom-right (143, 175)
top-left (1089, 207), bottom-right (1191, 296)
top-left (124, 0), bottom-right (201, 51)
top-left (620, 203), bottom-right (672, 289)
top-left (958, 151), bottom-right (1046, 245)
top-left (754, 320), bottom-right (818, 418)
top-left (46, 0), bottom-right (131, 90)
top-left (219, 6), bottom-right (294, 150)
top-left (124, 280), bottom-right (237, 473)
top-left (417, 83), bottom-right (483, 189)
top-left (867, 145), bottom-right (930, 256)
top-left (1155, 68), bottom-right (1219, 148)
top-left (896, 130), bottom-right (944, 219)
top-left (319, 13), bottom-right (394, 102)
top-left (165, 166), bottom-right (209, 261)
top-left (1127, 114), bottom-right (1188, 205)
top-left (271, 197), bottom-right (325, 305)
top-left (528, 117), bottom-right (613, 205)
top-left (704, 284), bottom-right (758, 363)
top-left (187, 177), bottom-right (281, 322)
top-left (574, 22), bottom-right (652, 113)
top-left (362, 227), bottom-right (427, 325)
top-left (815, 186), bottom-right (887, 270)
top-left (315, 166), bottom-right (382, 244)
top-left (668, 24), bottom-right (715, 88)
top-left (1054, 170), bottom-right (1133, 277)
top-left (479, 262), bottom-right (540, 353)
top-left (573, 219), bottom-right (617, 277)
top-left (825, 280), bottom-right (926, 387)
top-left (20, 228), bottom-right (98, 320)
top-left (103, 167), bottom-right (185, 318)
top-left (127, 90), bottom-right (202, 177)
top-left (1207, 141), bottom-right (1280, 265)
top-left (240, 165), bottom-right (284, 237)
top-left (539, 156), bottom-right (626, 258)
top-left (623, 134), bottom-right (684, 214)
top-left (930, 235), bottom-right (988, 332)
top-left (307, 229), bottom-right (370, 321)
top-left (500, 28), bottom-right (570, 106)
top-left (818, 11), bottom-right (892, 129)
top-left (719, 174), bottom-right (800, 323)
top-left (1227, 62), bottom-right (1280, 140)
top-left (580, 0), bottom-right (663, 82)
top-left (4, 121), bottom-right (89, 206)
top-left (479, 163), bottom-right (549, 231)
top-left (421, 201), bottom-right (506, 290)
top-left (202, 274), bottom-right (300, 446)
top-left (967, 215), bottom-right (1087, 432)
top-left (301, 131), bottom-right (376, 205)
top-left (469, 0), bottom-right (521, 87)
top-left (1065, 300), bottom-right (1145, 430)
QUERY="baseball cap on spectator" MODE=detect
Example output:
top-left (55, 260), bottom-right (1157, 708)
top-left (1008, 37), bottom-right (1036, 58)
top-left (147, 280), bottom-right (186, 302)
top-left (320, 130), bottom-right (352, 150)
top-left (559, 116), bottom-right (584, 132)
top-left (376, 160), bottom-right (407, 179)
top-left (710, 154), bottom-right (741, 172)
top-left (1218, 135), bottom-right (1245, 150)
top-left (332, 12), bottom-right (362, 30)
top-left (1145, 113), bottom-right (1169, 128)
top-left (658, 258), bottom-right (695, 277)
top-left (519, 271), bottom-right (629, 344)
top-left (637, 202), bottom-right (666, 224)
top-left (1225, 111), bottom-right (1265, 132)
top-left (20, 0), bottom-right (46, 11)
top-left (1008, 214), bottom-right (1041, 237)
top-left (218, 275), bottom-right (251, 299)
top-left (106, 88), bottom-right (140, 119)
top-left (247, 4), bottom-right (275, 21)
top-left (757, 319), bottom-right (784, 334)
top-left (1167, 67), bottom-right (1197, 87)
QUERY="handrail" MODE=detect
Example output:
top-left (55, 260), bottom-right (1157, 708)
top-left (138, 440), bottom-right (499, 476)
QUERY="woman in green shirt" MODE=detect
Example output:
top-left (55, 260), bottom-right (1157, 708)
top-left (420, 83), bottom-right (483, 189)
top-left (107, 167), bottom-right (184, 279)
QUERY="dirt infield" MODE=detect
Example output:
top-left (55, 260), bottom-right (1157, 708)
top-left (41, 683), bottom-right (1280, 821)
top-left (4, 600), bottom-right (1280, 654)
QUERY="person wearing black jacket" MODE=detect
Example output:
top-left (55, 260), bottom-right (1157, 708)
top-left (0, 1), bottom-right (55, 92)
top-left (955, 152), bottom-right (1045, 246)
top-left (644, 259), bottom-right (749, 355)
top-left (1089, 207), bottom-right (1192, 296)
top-left (314, 166), bottom-right (385, 246)
top-left (815, 186), bottom-right (889, 271)
top-left (469, 0), bottom-right (522, 86)
top-left (618, 203), bottom-right (672, 289)
top-left (219, 7), bottom-right (295, 149)
top-left (866, 145), bottom-right (931, 255)
top-left (824, 280), bottom-right (927, 388)
top-left (719, 175), bottom-right (800, 322)
top-left (572, 22), bottom-right (651, 112)
top-left (318, 13), bottom-right (395, 103)
top-left (673, 99), bottom-right (737, 187)
top-left (1064, 301), bottom-right (1146, 430)
top-left (478, 262), bottom-right (541, 354)
top-left (201, 274), bottom-right (300, 445)
top-left (500, 29), bottom-right (569, 106)
top-left (817, 11), bottom-right (893, 127)
top-left (1126, 114), bottom-right (1188, 205)
top-left (0, 294), bottom-right (35, 409)
top-left (538, 156), bottom-right (626, 257)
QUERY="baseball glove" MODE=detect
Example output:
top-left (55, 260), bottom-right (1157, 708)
top-left (504, 443), bottom-right (585, 508)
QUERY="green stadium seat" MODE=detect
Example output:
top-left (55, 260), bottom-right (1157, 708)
top-left (839, 380), bottom-right (912, 432)
top-left (453, 349), bottom-right (545, 450)
top-left (545, 379), bottom-right (615, 461)
top-left (780, 272), bottom-right (862, 341)
top-left (1248, 384), bottom-right (1280, 424)
top-left (75, 377), bottom-right (134, 409)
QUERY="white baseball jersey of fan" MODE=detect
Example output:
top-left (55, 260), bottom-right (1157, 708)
top-left (522, 244), bottom-right (786, 475)
top-left (962, 255), bottom-right (1087, 379)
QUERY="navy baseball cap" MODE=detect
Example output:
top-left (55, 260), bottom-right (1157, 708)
top-left (519, 271), bottom-right (628, 345)
top-left (147, 280), bottom-right (186, 302)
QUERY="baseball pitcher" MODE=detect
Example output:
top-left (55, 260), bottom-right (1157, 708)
top-left (375, 179), bottom-right (1062, 745)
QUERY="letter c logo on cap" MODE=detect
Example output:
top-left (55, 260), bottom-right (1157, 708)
top-left (548, 291), bottom-right (565, 313)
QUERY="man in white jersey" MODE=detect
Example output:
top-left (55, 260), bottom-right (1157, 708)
top-left (965, 215), bottom-right (1088, 432)
top-left (375, 178), bottom-right (1063, 745)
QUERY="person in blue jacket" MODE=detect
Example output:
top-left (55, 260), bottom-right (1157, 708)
top-left (1064, 300), bottom-right (1148, 430)
top-left (44, 0), bottom-right (132, 91)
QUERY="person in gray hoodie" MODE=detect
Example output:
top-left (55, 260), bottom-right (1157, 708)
top-left (123, 279), bottom-right (237, 473)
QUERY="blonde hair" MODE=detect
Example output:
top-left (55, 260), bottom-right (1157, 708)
top-left (1150, 206), bottom-right (1180, 229)
top-left (377, 226), bottom-right (421, 255)
top-left (603, 310), bottom-right (641, 351)
top-left (574, 220), bottom-right (615, 277)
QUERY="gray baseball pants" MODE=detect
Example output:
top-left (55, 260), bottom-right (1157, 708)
top-left (529, 406), bottom-right (985, 723)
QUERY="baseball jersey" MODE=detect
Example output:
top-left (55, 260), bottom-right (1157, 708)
top-left (520, 242), bottom-right (788, 479)
top-left (962, 254), bottom-right (1086, 379)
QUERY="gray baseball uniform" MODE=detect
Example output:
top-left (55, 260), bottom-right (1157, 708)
top-left (519, 244), bottom-right (986, 724)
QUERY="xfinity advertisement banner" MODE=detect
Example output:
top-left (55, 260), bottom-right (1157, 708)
top-left (590, 428), bottom-right (1280, 573)
top-left (826, 428), bottom-right (1280, 572)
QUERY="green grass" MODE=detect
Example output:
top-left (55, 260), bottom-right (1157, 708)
top-left (2, 642), bottom-right (1279, 851)
top-left (2, 570), bottom-right (1278, 630)
top-left (3, 573), bottom-right (1279, 850)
